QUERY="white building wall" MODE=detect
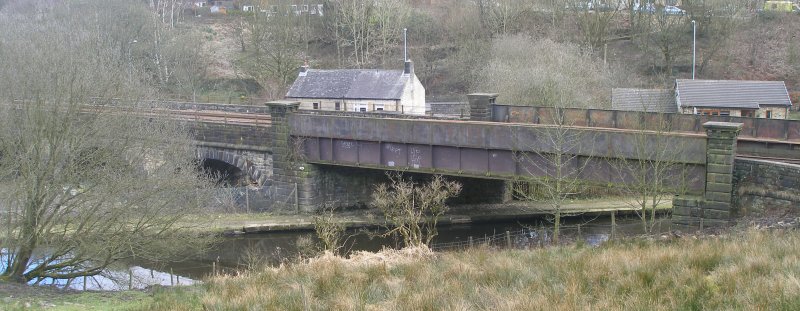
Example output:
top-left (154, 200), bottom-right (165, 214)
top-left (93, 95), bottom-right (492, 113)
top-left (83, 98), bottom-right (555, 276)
top-left (290, 73), bottom-right (427, 115)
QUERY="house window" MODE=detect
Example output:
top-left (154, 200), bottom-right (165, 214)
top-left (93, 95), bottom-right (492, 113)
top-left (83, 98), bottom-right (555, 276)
top-left (742, 110), bottom-right (755, 118)
top-left (312, 102), bottom-right (319, 110)
top-left (698, 109), bottom-right (721, 116)
top-left (359, 107), bottom-right (367, 112)
top-left (766, 110), bottom-right (772, 119)
top-left (375, 104), bottom-right (384, 111)
top-left (719, 111), bottom-right (730, 116)
top-left (335, 102), bottom-right (341, 111)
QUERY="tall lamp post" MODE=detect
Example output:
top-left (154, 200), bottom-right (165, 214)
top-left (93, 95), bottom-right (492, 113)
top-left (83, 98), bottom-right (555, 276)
top-left (692, 20), bottom-right (697, 80)
top-left (128, 39), bottom-right (138, 84)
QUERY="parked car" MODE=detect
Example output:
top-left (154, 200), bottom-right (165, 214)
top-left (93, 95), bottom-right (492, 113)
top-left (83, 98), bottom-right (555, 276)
top-left (565, 1), bottom-right (593, 11)
top-left (663, 5), bottom-right (686, 15)
top-left (594, 3), bottom-right (616, 12)
top-left (634, 3), bottom-right (655, 14)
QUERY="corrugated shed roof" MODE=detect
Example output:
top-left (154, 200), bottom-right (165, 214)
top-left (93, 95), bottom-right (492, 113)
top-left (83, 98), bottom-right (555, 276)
top-left (676, 79), bottom-right (792, 109)
top-left (611, 88), bottom-right (677, 113)
top-left (285, 69), bottom-right (408, 100)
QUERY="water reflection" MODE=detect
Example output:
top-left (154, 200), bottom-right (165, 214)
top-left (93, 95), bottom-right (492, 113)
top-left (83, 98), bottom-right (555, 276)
top-left (0, 249), bottom-right (196, 291)
top-left (2, 214), bottom-right (670, 291)
top-left (157, 214), bottom-right (672, 280)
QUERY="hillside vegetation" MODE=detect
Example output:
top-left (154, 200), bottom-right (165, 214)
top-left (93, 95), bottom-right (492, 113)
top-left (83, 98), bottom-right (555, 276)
top-left (180, 1), bottom-right (800, 107)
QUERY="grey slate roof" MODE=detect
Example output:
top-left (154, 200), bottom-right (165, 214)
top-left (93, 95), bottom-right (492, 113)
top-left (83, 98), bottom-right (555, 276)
top-left (676, 79), bottom-right (792, 109)
top-left (611, 88), bottom-right (677, 113)
top-left (286, 69), bottom-right (408, 100)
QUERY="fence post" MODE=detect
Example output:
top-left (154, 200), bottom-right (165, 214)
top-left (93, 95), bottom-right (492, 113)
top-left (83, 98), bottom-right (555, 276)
top-left (611, 211), bottom-right (616, 240)
top-left (577, 224), bottom-right (582, 239)
top-left (294, 183), bottom-right (299, 214)
top-left (128, 269), bottom-right (133, 290)
top-left (506, 231), bottom-right (512, 248)
top-left (245, 188), bottom-right (250, 213)
top-left (170, 268), bottom-right (174, 286)
top-left (469, 236), bottom-right (473, 248)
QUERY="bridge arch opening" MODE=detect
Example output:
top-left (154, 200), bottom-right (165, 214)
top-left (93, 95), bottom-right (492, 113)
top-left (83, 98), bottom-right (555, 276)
top-left (199, 159), bottom-right (250, 187)
top-left (312, 165), bottom-right (511, 207)
top-left (196, 148), bottom-right (266, 187)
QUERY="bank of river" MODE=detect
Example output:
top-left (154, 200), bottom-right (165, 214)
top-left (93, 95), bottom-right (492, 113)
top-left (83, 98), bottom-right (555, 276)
top-left (6, 198), bottom-right (671, 291)
top-left (151, 212), bottom-right (672, 282)
top-left (196, 198), bottom-right (669, 235)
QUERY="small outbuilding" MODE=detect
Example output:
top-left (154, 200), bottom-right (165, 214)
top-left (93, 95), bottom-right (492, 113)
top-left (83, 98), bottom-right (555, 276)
top-left (611, 88), bottom-right (677, 113)
top-left (675, 79), bottom-right (793, 119)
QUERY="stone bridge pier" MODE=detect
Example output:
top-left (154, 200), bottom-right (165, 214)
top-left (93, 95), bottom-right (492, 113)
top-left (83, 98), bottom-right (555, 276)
top-left (672, 122), bottom-right (743, 229)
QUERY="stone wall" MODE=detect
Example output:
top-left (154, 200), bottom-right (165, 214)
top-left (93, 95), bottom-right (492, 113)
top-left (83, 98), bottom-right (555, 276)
top-left (429, 102), bottom-right (469, 118)
top-left (150, 101), bottom-right (271, 114)
top-left (733, 158), bottom-right (800, 216)
top-left (268, 101), bottom-right (318, 212)
top-left (672, 122), bottom-right (743, 229)
top-left (190, 122), bottom-right (272, 151)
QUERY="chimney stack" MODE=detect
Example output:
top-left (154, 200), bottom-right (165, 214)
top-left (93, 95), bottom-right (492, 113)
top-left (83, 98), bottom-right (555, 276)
top-left (299, 60), bottom-right (309, 77)
top-left (404, 59), bottom-right (413, 77)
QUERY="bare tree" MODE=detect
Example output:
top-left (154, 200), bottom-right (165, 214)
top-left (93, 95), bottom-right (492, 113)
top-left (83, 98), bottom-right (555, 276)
top-left (636, 9), bottom-right (691, 77)
top-left (242, 10), bottom-right (303, 99)
top-left (682, 0), bottom-right (750, 75)
top-left (610, 112), bottom-right (689, 233)
top-left (573, 0), bottom-right (622, 52)
top-left (512, 107), bottom-right (594, 243)
top-left (372, 173), bottom-right (461, 247)
top-left (313, 203), bottom-right (347, 255)
top-left (328, 0), bottom-right (411, 68)
top-left (476, 0), bottom-right (535, 36)
top-left (480, 35), bottom-right (616, 108)
top-left (0, 0), bottom-right (216, 283)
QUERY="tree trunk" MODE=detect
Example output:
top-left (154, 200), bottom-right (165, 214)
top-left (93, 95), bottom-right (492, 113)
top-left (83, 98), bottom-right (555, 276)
top-left (553, 209), bottom-right (561, 244)
top-left (4, 206), bottom-right (39, 282)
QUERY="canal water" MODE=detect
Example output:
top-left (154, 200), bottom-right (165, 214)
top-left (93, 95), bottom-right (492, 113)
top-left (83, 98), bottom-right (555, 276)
top-left (6, 214), bottom-right (670, 291)
top-left (138, 214), bottom-right (671, 283)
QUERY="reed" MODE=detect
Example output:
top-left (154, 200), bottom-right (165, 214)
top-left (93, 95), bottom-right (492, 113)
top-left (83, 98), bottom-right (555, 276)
top-left (143, 230), bottom-right (800, 310)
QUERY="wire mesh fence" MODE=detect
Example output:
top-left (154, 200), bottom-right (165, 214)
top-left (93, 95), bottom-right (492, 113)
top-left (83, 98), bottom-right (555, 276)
top-left (206, 181), bottom-right (309, 214)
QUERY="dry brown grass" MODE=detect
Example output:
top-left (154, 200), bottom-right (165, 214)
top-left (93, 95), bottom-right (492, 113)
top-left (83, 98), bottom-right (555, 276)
top-left (184, 229), bottom-right (800, 310)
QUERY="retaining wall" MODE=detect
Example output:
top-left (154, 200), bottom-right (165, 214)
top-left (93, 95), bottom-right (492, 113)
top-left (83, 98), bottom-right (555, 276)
top-left (733, 158), bottom-right (800, 216)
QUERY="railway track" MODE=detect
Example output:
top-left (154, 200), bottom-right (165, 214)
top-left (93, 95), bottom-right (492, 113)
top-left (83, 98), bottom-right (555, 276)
top-left (78, 105), bottom-right (273, 126)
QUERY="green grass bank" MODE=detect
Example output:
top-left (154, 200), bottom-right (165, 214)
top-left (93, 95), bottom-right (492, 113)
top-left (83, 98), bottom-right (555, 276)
top-left (194, 229), bottom-right (799, 310)
top-left (4, 229), bottom-right (800, 310)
